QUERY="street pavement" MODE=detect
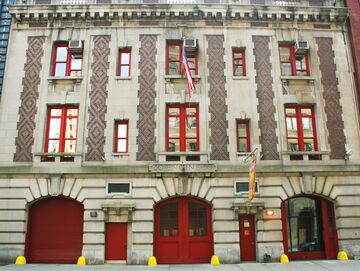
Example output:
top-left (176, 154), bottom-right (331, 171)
top-left (0, 261), bottom-right (360, 271)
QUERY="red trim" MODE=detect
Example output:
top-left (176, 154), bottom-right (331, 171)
top-left (232, 48), bottom-right (246, 76)
top-left (154, 197), bottom-right (213, 264)
top-left (166, 104), bottom-right (199, 152)
top-left (285, 105), bottom-right (318, 152)
top-left (236, 119), bottom-right (250, 152)
top-left (44, 105), bottom-right (79, 156)
top-left (279, 43), bottom-right (310, 76)
top-left (52, 42), bottom-right (83, 76)
top-left (114, 120), bottom-right (129, 153)
top-left (281, 196), bottom-right (338, 260)
top-left (166, 41), bottom-right (198, 75)
top-left (118, 48), bottom-right (131, 77)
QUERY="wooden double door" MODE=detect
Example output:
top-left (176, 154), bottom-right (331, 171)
top-left (154, 197), bottom-right (213, 264)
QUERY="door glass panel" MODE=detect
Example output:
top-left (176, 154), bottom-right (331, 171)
top-left (188, 202), bottom-right (207, 237)
top-left (286, 197), bottom-right (324, 252)
top-left (160, 203), bottom-right (178, 237)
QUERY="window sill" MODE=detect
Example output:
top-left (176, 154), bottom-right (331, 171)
top-left (115, 76), bottom-right (132, 80)
top-left (34, 152), bottom-right (82, 163)
top-left (112, 152), bottom-right (129, 157)
top-left (232, 76), bottom-right (249, 80)
top-left (281, 76), bottom-right (315, 81)
top-left (48, 76), bottom-right (83, 84)
top-left (165, 75), bottom-right (200, 82)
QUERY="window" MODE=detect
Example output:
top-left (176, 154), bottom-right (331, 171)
top-left (43, 105), bottom-right (79, 161)
top-left (114, 120), bottom-right (129, 153)
top-left (235, 181), bottom-right (259, 195)
top-left (166, 41), bottom-right (197, 76)
top-left (232, 48), bottom-right (246, 76)
top-left (285, 105), bottom-right (318, 152)
top-left (118, 48), bottom-right (131, 77)
top-left (107, 183), bottom-right (130, 195)
top-left (51, 42), bottom-right (83, 77)
top-left (236, 119), bottom-right (250, 152)
top-left (279, 44), bottom-right (309, 76)
top-left (166, 104), bottom-right (199, 161)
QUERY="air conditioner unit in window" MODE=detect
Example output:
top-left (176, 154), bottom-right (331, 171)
top-left (295, 40), bottom-right (309, 55)
top-left (68, 40), bottom-right (83, 56)
top-left (183, 39), bottom-right (197, 52)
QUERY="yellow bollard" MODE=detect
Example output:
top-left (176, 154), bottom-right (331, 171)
top-left (77, 256), bottom-right (86, 266)
top-left (337, 251), bottom-right (348, 260)
top-left (210, 255), bottom-right (220, 265)
top-left (15, 256), bottom-right (26, 265)
top-left (280, 254), bottom-right (289, 263)
top-left (148, 256), bottom-right (157, 266)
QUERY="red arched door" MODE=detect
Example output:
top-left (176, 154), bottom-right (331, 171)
top-left (154, 197), bottom-right (213, 264)
top-left (281, 196), bottom-right (338, 260)
top-left (25, 197), bottom-right (84, 263)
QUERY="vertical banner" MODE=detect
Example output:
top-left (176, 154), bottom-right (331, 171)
top-left (248, 156), bottom-right (256, 201)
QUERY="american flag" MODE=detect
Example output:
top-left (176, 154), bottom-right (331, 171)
top-left (182, 47), bottom-right (195, 98)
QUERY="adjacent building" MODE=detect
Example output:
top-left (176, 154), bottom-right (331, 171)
top-left (0, 0), bottom-right (359, 265)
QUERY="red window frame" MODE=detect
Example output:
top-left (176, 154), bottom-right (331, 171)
top-left (236, 119), bottom-right (250, 152)
top-left (118, 48), bottom-right (131, 77)
top-left (166, 41), bottom-right (198, 76)
top-left (232, 48), bottom-right (246, 76)
top-left (166, 104), bottom-right (199, 153)
top-left (44, 105), bottom-right (79, 161)
top-left (285, 105), bottom-right (318, 152)
top-left (114, 120), bottom-right (129, 153)
top-left (51, 42), bottom-right (83, 77)
top-left (279, 43), bottom-right (310, 76)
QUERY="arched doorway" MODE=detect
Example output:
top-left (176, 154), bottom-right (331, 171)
top-left (154, 197), bottom-right (213, 264)
top-left (25, 197), bottom-right (84, 263)
top-left (281, 195), bottom-right (338, 260)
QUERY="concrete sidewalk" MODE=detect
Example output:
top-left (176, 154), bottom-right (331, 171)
top-left (0, 261), bottom-right (360, 271)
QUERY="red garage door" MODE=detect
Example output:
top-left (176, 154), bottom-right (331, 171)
top-left (154, 197), bottom-right (213, 264)
top-left (25, 197), bottom-right (84, 263)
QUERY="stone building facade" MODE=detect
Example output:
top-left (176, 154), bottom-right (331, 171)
top-left (0, 0), bottom-right (359, 265)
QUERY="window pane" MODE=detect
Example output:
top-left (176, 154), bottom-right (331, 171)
top-left (286, 118), bottom-right (298, 135)
top-left (117, 123), bottom-right (127, 138)
top-left (188, 203), bottom-right (207, 237)
top-left (237, 123), bottom-right (247, 137)
top-left (65, 118), bottom-right (77, 138)
top-left (168, 46), bottom-right (180, 61)
top-left (49, 119), bottom-right (61, 138)
top-left (238, 138), bottom-right (248, 152)
top-left (67, 109), bottom-right (78, 117)
top-left (186, 117), bottom-right (197, 137)
top-left (121, 52), bottom-right (130, 64)
top-left (56, 47), bottom-right (67, 61)
top-left (303, 139), bottom-right (315, 151)
top-left (64, 140), bottom-right (76, 153)
top-left (168, 139), bottom-right (180, 152)
top-left (234, 66), bottom-right (243, 76)
top-left (71, 58), bottom-right (82, 70)
top-left (120, 66), bottom-right (130, 77)
top-left (169, 117), bottom-right (179, 138)
top-left (302, 118), bottom-right (313, 132)
top-left (279, 47), bottom-right (290, 61)
top-left (285, 108), bottom-right (296, 116)
top-left (301, 108), bottom-right (312, 116)
top-left (281, 63), bottom-right (292, 76)
top-left (47, 140), bottom-right (59, 153)
top-left (234, 52), bottom-right (243, 64)
top-left (51, 109), bottom-right (62, 117)
top-left (186, 138), bottom-right (198, 152)
top-left (169, 62), bottom-right (180, 75)
top-left (288, 139), bottom-right (299, 151)
top-left (160, 203), bottom-right (178, 237)
top-left (169, 108), bottom-right (179, 115)
top-left (186, 107), bottom-right (196, 115)
top-left (55, 63), bottom-right (66, 76)
top-left (117, 139), bottom-right (127, 152)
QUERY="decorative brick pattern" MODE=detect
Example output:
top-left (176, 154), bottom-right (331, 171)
top-left (14, 36), bottom-right (45, 162)
top-left (207, 35), bottom-right (229, 160)
top-left (85, 35), bottom-right (111, 161)
top-left (316, 37), bottom-right (346, 159)
top-left (136, 35), bottom-right (157, 161)
top-left (253, 36), bottom-right (279, 160)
